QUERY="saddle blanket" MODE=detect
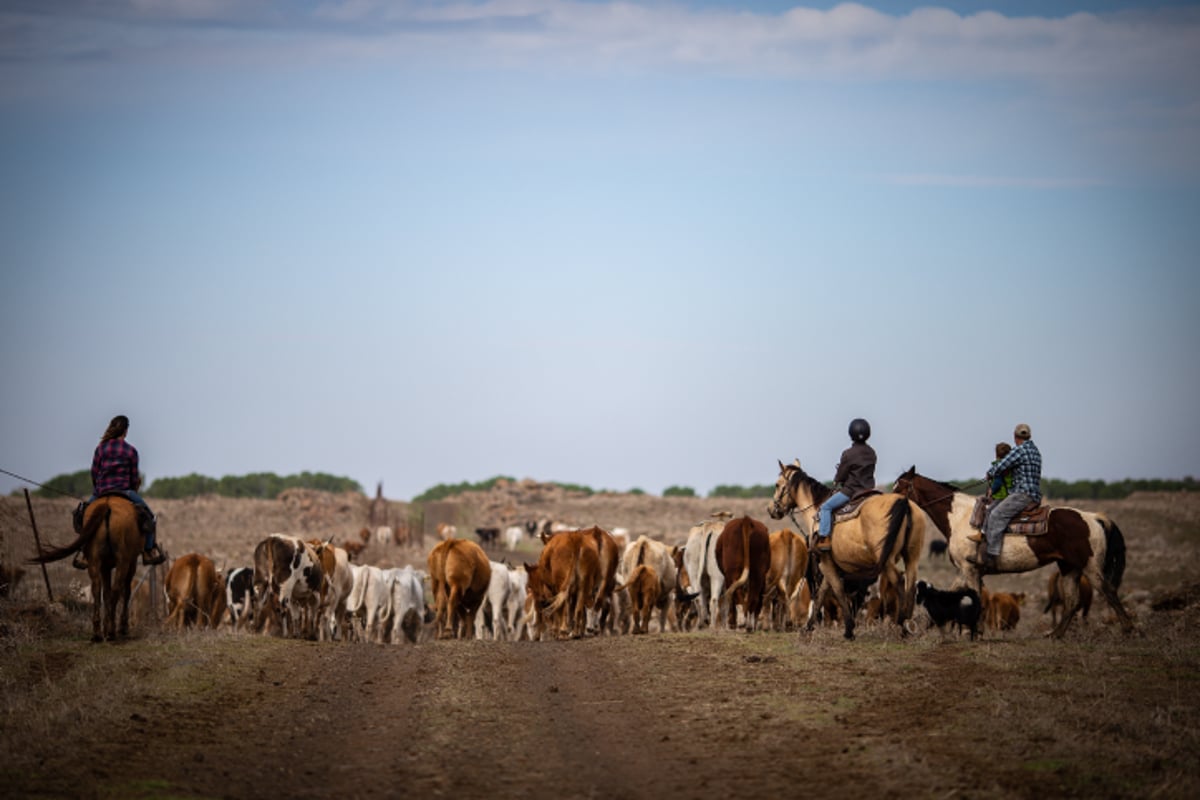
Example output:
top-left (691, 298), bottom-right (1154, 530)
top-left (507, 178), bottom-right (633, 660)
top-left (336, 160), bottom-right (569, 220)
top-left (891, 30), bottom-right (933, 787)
top-left (969, 497), bottom-right (1050, 536)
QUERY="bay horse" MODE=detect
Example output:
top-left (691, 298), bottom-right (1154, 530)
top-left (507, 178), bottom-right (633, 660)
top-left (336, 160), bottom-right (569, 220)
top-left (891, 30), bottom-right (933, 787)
top-left (31, 495), bottom-right (144, 642)
top-left (891, 466), bottom-right (1134, 638)
top-left (767, 460), bottom-right (923, 639)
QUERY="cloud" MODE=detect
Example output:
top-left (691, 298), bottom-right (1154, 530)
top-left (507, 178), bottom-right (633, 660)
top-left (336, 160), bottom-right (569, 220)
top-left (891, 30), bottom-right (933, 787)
top-left (1, 1), bottom-right (1197, 88)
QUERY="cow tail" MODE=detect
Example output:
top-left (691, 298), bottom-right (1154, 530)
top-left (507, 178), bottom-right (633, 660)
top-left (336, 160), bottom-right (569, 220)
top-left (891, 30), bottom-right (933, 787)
top-left (1101, 516), bottom-right (1127, 592)
top-left (722, 518), bottom-right (753, 600)
top-left (875, 498), bottom-right (911, 574)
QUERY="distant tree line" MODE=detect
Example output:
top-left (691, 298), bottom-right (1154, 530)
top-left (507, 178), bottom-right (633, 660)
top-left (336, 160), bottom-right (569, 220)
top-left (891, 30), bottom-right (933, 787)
top-left (707, 484), bottom-right (777, 499)
top-left (146, 472), bottom-right (361, 499)
top-left (31, 470), bottom-right (361, 500)
top-left (26, 470), bottom-right (1197, 503)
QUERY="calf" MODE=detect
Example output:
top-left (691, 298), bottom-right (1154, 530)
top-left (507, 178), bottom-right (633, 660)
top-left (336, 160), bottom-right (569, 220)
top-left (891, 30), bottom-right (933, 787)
top-left (929, 539), bottom-right (948, 559)
top-left (982, 589), bottom-right (1024, 631)
top-left (915, 580), bottom-right (982, 641)
top-left (616, 564), bottom-right (660, 635)
top-left (1045, 572), bottom-right (1093, 626)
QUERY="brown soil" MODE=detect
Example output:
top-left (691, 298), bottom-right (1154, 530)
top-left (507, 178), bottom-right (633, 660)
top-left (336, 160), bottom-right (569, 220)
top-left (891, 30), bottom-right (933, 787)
top-left (2, 488), bottom-right (1199, 799)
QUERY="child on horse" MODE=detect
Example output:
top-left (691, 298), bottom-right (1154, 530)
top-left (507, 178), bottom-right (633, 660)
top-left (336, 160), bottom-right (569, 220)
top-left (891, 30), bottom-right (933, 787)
top-left (73, 414), bottom-right (165, 568)
top-left (814, 418), bottom-right (877, 552)
top-left (968, 423), bottom-right (1042, 572)
top-left (990, 442), bottom-right (1014, 500)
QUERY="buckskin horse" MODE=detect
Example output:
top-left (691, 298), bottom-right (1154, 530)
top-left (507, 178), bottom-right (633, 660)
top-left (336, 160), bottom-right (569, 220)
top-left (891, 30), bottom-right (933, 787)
top-left (31, 495), bottom-right (144, 642)
top-left (768, 460), bottom-right (923, 639)
top-left (891, 466), bottom-right (1134, 638)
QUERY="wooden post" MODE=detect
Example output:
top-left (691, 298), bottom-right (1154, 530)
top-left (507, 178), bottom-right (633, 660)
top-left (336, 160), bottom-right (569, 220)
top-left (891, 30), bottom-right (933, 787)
top-left (23, 489), bottom-right (55, 603)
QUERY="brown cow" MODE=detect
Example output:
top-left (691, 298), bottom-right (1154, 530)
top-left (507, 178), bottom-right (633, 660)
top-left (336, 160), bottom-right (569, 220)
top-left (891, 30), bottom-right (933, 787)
top-left (982, 588), bottom-right (1025, 631)
top-left (764, 529), bottom-right (809, 631)
top-left (715, 516), bottom-right (771, 630)
top-left (524, 529), bottom-right (602, 639)
top-left (616, 564), bottom-right (660, 635)
top-left (165, 553), bottom-right (227, 630)
top-left (429, 538), bottom-right (491, 639)
top-left (1045, 572), bottom-right (1092, 626)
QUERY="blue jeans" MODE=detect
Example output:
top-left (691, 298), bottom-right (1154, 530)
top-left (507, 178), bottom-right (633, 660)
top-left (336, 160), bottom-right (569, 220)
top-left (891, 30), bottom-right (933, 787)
top-left (982, 492), bottom-right (1034, 557)
top-left (818, 492), bottom-right (850, 538)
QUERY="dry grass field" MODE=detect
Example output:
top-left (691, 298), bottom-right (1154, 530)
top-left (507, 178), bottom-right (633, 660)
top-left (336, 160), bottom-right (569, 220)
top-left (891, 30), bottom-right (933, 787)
top-left (2, 485), bottom-right (1198, 799)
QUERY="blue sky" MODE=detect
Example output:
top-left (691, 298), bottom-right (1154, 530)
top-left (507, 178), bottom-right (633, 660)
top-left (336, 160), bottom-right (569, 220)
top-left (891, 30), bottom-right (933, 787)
top-left (2, 1), bottom-right (1198, 502)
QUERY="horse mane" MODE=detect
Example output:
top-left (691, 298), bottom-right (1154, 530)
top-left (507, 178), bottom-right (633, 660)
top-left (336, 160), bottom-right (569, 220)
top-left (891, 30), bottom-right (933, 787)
top-left (901, 467), bottom-right (962, 496)
top-left (789, 463), bottom-right (832, 506)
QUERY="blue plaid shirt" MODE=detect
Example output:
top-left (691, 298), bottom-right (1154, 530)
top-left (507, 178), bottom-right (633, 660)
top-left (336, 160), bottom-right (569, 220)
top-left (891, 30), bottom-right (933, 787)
top-left (987, 440), bottom-right (1042, 503)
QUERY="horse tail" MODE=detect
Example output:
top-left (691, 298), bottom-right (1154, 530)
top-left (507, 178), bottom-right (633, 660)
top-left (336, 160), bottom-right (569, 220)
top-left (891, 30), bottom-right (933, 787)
top-left (29, 501), bottom-right (109, 565)
top-left (875, 497), bottom-right (911, 575)
top-left (1100, 515), bottom-right (1127, 592)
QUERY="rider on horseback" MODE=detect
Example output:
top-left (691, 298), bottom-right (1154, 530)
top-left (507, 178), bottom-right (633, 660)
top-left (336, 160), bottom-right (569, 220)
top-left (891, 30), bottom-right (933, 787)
top-left (72, 415), bottom-right (166, 569)
top-left (814, 418), bottom-right (877, 553)
top-left (968, 423), bottom-right (1042, 572)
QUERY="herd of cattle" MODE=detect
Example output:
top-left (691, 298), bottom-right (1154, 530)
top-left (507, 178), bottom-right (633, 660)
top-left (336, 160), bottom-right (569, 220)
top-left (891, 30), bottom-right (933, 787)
top-left (153, 512), bottom-right (1090, 642)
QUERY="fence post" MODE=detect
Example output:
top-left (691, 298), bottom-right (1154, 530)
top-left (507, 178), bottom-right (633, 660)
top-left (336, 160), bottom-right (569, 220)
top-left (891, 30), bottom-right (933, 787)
top-left (23, 489), bottom-right (55, 603)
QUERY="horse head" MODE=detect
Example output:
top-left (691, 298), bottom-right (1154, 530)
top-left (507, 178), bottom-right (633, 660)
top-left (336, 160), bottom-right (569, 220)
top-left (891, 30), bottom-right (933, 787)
top-left (892, 465), bottom-right (919, 501)
top-left (768, 459), bottom-right (830, 520)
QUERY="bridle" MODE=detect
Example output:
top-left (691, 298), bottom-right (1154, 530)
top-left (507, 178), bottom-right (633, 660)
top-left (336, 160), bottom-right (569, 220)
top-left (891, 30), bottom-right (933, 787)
top-left (894, 474), bottom-right (986, 510)
top-left (772, 467), bottom-right (820, 531)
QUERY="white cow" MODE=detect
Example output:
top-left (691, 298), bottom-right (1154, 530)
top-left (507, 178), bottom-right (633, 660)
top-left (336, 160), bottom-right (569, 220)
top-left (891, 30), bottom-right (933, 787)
top-left (503, 526), bottom-right (525, 552)
top-left (503, 565), bottom-right (529, 642)
top-left (476, 560), bottom-right (512, 641)
top-left (375, 526), bottom-right (395, 546)
top-left (683, 518), bottom-right (727, 629)
top-left (385, 565), bottom-right (426, 644)
top-left (345, 565), bottom-right (393, 643)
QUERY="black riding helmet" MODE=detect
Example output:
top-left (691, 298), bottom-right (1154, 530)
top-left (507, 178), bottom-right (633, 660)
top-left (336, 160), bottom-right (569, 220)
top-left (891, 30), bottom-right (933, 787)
top-left (849, 418), bottom-right (871, 443)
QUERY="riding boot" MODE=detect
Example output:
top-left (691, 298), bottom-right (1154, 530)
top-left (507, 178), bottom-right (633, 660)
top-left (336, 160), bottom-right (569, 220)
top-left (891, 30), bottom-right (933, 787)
top-left (72, 502), bottom-right (87, 535)
top-left (72, 550), bottom-right (89, 570)
top-left (138, 508), bottom-right (165, 565)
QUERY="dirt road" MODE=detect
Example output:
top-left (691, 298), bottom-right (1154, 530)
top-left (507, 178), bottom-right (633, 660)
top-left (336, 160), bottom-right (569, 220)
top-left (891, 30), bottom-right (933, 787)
top-left (4, 614), bottom-right (1198, 799)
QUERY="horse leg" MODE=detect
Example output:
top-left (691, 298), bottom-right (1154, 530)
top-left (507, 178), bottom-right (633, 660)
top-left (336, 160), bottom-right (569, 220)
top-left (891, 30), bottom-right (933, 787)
top-left (102, 566), bottom-right (119, 641)
top-left (1088, 566), bottom-right (1135, 633)
top-left (819, 559), bottom-right (855, 640)
top-left (88, 564), bottom-right (104, 643)
top-left (1051, 571), bottom-right (1083, 638)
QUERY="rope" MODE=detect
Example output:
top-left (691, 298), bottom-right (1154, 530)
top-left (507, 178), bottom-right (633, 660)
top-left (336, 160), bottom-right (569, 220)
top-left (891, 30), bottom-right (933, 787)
top-left (0, 467), bottom-right (85, 502)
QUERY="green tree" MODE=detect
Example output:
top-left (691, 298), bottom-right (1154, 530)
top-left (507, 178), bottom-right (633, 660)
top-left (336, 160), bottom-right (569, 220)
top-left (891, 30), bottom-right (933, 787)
top-left (663, 485), bottom-right (696, 497)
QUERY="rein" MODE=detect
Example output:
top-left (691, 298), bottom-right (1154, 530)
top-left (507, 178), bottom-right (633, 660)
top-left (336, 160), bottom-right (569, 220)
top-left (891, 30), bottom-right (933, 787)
top-left (897, 477), bottom-right (987, 510)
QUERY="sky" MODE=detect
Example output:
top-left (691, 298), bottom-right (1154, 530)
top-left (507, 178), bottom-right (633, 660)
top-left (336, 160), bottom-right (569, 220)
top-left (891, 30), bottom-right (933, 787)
top-left (2, 1), bottom-right (1199, 503)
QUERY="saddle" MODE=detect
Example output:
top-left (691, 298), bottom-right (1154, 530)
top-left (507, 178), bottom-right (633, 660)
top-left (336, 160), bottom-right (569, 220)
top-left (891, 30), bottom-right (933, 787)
top-left (823, 489), bottom-right (882, 526)
top-left (71, 492), bottom-right (155, 537)
top-left (969, 497), bottom-right (1050, 536)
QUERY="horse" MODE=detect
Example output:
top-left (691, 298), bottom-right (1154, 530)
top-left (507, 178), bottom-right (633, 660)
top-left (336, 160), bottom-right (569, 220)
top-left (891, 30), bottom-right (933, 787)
top-left (891, 466), bottom-right (1134, 638)
top-left (31, 495), bottom-right (145, 642)
top-left (767, 460), bottom-right (924, 639)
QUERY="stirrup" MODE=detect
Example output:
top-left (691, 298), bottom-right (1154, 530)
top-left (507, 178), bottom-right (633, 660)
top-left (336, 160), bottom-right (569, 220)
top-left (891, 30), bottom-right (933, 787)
top-left (815, 536), bottom-right (832, 553)
top-left (142, 546), bottom-right (166, 566)
top-left (72, 551), bottom-right (89, 570)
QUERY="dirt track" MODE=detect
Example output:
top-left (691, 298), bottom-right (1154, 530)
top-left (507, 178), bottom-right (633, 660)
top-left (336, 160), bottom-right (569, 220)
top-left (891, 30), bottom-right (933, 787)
top-left (4, 613), bottom-right (1199, 800)
top-left (3, 490), bottom-right (1200, 798)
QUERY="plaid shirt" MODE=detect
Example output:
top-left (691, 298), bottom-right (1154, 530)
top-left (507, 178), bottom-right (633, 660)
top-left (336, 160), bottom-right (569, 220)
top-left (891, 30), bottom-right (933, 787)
top-left (988, 440), bottom-right (1042, 503)
top-left (91, 438), bottom-right (140, 496)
